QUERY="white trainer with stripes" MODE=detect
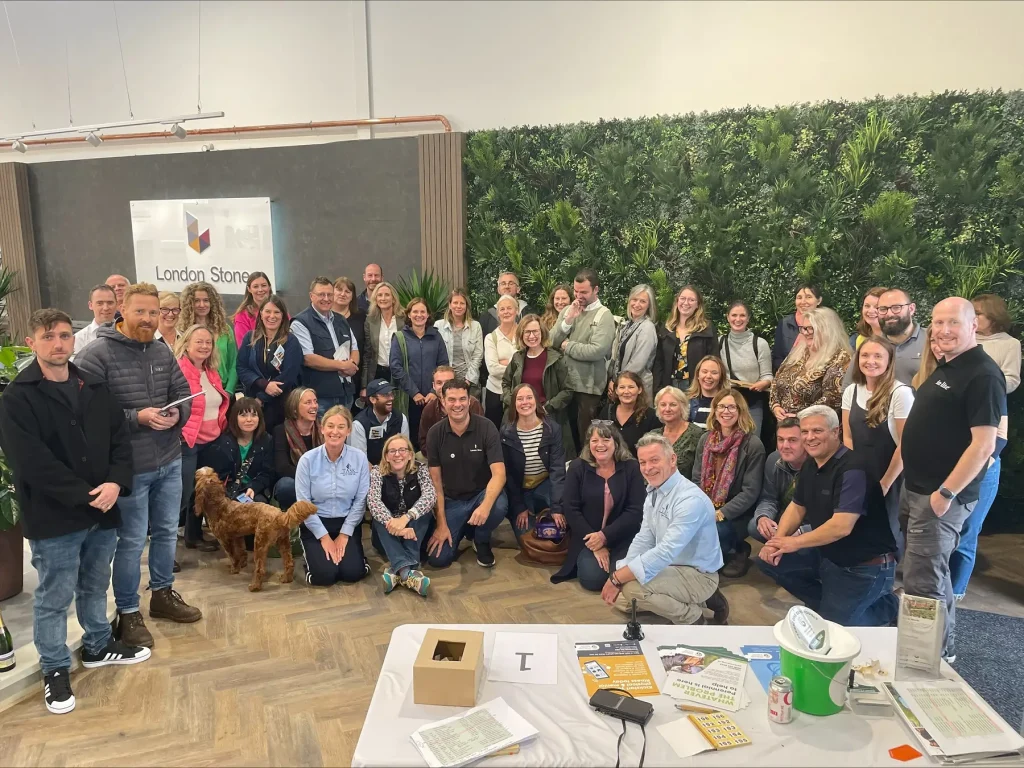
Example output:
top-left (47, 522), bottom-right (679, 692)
top-left (81, 639), bottom-right (152, 668)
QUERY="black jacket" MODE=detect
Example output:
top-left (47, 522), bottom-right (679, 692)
top-left (0, 360), bottom-right (133, 540)
top-left (199, 431), bottom-right (275, 497)
top-left (551, 458), bottom-right (646, 584)
top-left (652, 324), bottom-right (720, 393)
top-left (772, 313), bottom-right (800, 372)
top-left (500, 417), bottom-right (566, 516)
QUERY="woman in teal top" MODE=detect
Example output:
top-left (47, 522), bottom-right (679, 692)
top-left (178, 281), bottom-right (238, 394)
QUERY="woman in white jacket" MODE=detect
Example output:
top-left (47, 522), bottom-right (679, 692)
top-left (435, 288), bottom-right (484, 398)
top-left (608, 284), bottom-right (659, 397)
top-left (484, 295), bottom-right (520, 427)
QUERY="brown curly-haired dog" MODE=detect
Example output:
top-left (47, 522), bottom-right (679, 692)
top-left (194, 466), bottom-right (316, 592)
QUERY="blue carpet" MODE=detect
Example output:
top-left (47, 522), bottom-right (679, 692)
top-left (953, 608), bottom-right (1024, 728)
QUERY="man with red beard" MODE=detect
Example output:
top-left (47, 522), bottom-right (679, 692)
top-left (76, 283), bottom-right (202, 649)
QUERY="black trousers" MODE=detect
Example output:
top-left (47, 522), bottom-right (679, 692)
top-left (485, 389), bottom-right (504, 430)
top-left (299, 515), bottom-right (368, 586)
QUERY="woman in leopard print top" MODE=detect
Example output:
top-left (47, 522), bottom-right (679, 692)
top-left (770, 307), bottom-right (852, 420)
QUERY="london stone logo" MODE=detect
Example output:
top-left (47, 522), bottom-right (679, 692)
top-left (186, 212), bottom-right (211, 254)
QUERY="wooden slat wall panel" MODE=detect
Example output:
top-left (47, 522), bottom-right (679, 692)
top-left (0, 163), bottom-right (42, 342)
top-left (418, 133), bottom-right (466, 290)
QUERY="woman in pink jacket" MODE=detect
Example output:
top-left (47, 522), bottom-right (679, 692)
top-left (232, 272), bottom-right (273, 348)
top-left (176, 324), bottom-right (231, 551)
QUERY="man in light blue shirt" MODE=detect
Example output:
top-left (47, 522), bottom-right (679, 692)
top-left (602, 434), bottom-right (730, 625)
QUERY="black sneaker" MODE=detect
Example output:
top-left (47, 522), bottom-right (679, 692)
top-left (81, 638), bottom-right (153, 668)
top-left (475, 541), bottom-right (495, 568)
top-left (43, 669), bottom-right (75, 715)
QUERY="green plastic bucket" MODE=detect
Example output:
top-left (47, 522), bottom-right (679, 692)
top-left (773, 618), bottom-right (862, 716)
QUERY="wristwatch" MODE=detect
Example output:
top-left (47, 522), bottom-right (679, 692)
top-left (938, 485), bottom-right (955, 501)
top-left (609, 572), bottom-right (623, 589)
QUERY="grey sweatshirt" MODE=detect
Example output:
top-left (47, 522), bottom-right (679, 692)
top-left (719, 330), bottom-right (773, 384)
top-left (978, 332), bottom-right (1021, 394)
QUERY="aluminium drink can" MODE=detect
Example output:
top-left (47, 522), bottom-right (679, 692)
top-left (768, 675), bottom-right (793, 724)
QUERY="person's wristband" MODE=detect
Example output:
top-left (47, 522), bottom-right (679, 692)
top-left (609, 572), bottom-right (623, 589)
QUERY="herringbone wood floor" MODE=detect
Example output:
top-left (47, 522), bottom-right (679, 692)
top-left (3, 528), bottom-right (1022, 766)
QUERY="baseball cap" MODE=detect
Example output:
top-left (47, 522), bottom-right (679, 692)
top-left (366, 379), bottom-right (396, 397)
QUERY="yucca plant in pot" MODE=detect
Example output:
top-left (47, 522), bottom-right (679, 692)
top-left (392, 270), bottom-right (452, 319)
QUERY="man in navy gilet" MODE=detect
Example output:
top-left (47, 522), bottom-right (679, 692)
top-left (291, 276), bottom-right (360, 417)
top-left (350, 379), bottom-right (409, 466)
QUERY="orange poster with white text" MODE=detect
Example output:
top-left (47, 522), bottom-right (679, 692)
top-left (575, 640), bottom-right (660, 698)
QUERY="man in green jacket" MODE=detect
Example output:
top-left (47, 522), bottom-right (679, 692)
top-left (550, 269), bottom-right (615, 451)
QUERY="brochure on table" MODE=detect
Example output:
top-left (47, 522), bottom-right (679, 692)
top-left (575, 640), bottom-right (659, 697)
top-left (896, 593), bottom-right (944, 680)
top-left (410, 697), bottom-right (538, 768)
top-left (657, 644), bottom-right (751, 711)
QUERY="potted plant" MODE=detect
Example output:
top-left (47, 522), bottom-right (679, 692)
top-left (0, 450), bottom-right (22, 601)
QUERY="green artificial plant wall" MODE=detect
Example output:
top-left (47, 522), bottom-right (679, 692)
top-left (464, 90), bottom-right (1024, 521)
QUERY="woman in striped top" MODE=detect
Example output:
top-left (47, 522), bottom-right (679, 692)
top-left (499, 383), bottom-right (566, 541)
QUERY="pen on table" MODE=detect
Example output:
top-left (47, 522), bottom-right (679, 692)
top-left (675, 703), bottom-right (718, 714)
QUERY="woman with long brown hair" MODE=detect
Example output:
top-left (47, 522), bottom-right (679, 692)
top-left (179, 281), bottom-right (237, 394)
top-left (272, 387), bottom-right (323, 511)
top-left (540, 284), bottom-right (572, 332)
top-left (232, 272), bottom-right (273, 348)
top-left (653, 285), bottom-right (719, 393)
top-left (595, 371), bottom-right (661, 456)
top-left (850, 286), bottom-right (888, 351)
top-left (842, 337), bottom-right (914, 556)
top-left (236, 295), bottom-right (302, 431)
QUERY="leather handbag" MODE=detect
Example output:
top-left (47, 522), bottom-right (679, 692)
top-left (519, 511), bottom-right (569, 566)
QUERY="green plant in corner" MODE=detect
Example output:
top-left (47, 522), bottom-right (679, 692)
top-left (392, 270), bottom-right (452, 318)
top-left (0, 451), bottom-right (18, 531)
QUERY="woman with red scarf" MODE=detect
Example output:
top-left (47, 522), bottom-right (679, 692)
top-left (691, 388), bottom-right (765, 579)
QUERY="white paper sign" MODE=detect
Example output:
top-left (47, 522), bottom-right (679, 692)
top-left (487, 632), bottom-right (558, 685)
top-left (130, 198), bottom-right (275, 293)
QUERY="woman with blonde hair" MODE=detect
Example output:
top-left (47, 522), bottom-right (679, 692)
top-left (483, 294), bottom-right (520, 427)
top-left (653, 285), bottom-right (719, 393)
top-left (609, 283), bottom-right (659, 396)
top-left (770, 307), bottom-right (851, 422)
top-left (687, 355), bottom-right (728, 428)
top-left (911, 326), bottom-right (938, 390)
top-left (850, 286), bottom-right (888, 351)
top-left (435, 287), bottom-right (484, 394)
top-left (362, 281), bottom-right (404, 395)
top-left (652, 386), bottom-right (701, 475)
top-left (154, 291), bottom-right (182, 349)
top-left (540, 283), bottom-right (572, 332)
top-left (692, 389), bottom-right (765, 578)
top-left (178, 281), bottom-right (237, 394)
top-left (367, 433), bottom-right (435, 596)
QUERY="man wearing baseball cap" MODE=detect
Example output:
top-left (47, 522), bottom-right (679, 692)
top-left (350, 379), bottom-right (410, 466)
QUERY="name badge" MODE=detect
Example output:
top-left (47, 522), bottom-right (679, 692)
top-left (368, 425), bottom-right (385, 440)
top-left (271, 346), bottom-right (285, 371)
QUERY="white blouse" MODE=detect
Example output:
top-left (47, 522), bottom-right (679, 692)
top-left (841, 382), bottom-right (915, 442)
top-left (484, 328), bottom-right (518, 394)
top-left (377, 316), bottom-right (398, 367)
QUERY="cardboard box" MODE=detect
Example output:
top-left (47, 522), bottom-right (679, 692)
top-left (413, 629), bottom-right (484, 707)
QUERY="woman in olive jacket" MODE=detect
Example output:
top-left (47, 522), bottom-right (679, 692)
top-left (551, 422), bottom-right (646, 591)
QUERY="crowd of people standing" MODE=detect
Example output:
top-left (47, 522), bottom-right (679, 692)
top-left (2, 262), bottom-right (1017, 715)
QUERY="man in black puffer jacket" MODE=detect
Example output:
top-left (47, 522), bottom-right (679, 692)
top-left (75, 282), bottom-right (202, 648)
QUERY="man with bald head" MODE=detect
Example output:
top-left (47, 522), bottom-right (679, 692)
top-left (105, 274), bottom-right (130, 313)
top-left (900, 297), bottom-right (1005, 662)
top-left (357, 263), bottom-right (383, 314)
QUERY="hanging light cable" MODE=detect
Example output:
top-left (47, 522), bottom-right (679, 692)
top-left (111, 0), bottom-right (134, 119)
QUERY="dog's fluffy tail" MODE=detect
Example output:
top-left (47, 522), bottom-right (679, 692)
top-left (281, 500), bottom-right (317, 530)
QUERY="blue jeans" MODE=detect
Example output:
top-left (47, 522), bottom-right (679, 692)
top-left (426, 489), bottom-right (509, 568)
top-left (576, 548), bottom-right (609, 592)
top-left (29, 526), bottom-right (117, 674)
top-left (950, 457), bottom-right (1000, 598)
top-left (716, 515), bottom-right (749, 556)
top-left (317, 393), bottom-right (353, 419)
top-left (510, 479), bottom-right (553, 539)
top-left (274, 477), bottom-right (297, 510)
top-left (114, 457), bottom-right (182, 613)
top-left (373, 515), bottom-right (433, 574)
top-left (756, 548), bottom-right (898, 627)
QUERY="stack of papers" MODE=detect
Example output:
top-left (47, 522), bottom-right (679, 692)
top-left (657, 645), bottom-right (750, 711)
top-left (410, 698), bottom-right (538, 768)
top-left (884, 681), bottom-right (1024, 765)
top-left (740, 644), bottom-right (781, 693)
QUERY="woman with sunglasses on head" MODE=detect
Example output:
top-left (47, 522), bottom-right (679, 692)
top-left (772, 284), bottom-right (823, 372)
top-left (595, 371), bottom-right (661, 457)
top-left (552, 422), bottom-right (645, 591)
top-left (178, 281), bottom-right (238, 395)
top-left (237, 295), bottom-right (302, 432)
top-left (687, 355), bottom-right (728, 430)
top-left (718, 300), bottom-right (773, 434)
top-left (367, 433), bottom-right (434, 596)
top-left (232, 272), bottom-right (273, 348)
top-left (842, 337), bottom-right (914, 557)
top-left (770, 307), bottom-right (851, 423)
top-left (154, 291), bottom-right (182, 349)
top-left (692, 389), bottom-right (765, 578)
top-left (653, 285), bottom-right (719, 394)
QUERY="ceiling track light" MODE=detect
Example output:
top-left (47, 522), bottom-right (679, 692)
top-left (170, 123), bottom-right (187, 139)
top-left (85, 132), bottom-right (103, 147)
top-left (11, 140), bottom-right (27, 153)
top-left (1, 111), bottom-right (224, 143)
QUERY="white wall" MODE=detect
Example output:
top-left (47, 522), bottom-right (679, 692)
top-left (1, 0), bottom-right (1023, 162)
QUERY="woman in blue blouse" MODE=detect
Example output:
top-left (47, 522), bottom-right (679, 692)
top-left (295, 405), bottom-right (370, 585)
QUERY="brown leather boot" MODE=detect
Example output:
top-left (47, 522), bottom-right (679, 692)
top-left (149, 588), bottom-right (202, 623)
top-left (704, 588), bottom-right (730, 625)
top-left (114, 611), bottom-right (155, 648)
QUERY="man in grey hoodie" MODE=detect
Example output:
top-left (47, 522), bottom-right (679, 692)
top-left (75, 282), bottom-right (202, 648)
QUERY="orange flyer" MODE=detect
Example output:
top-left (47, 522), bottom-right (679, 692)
top-left (575, 640), bottom-right (660, 698)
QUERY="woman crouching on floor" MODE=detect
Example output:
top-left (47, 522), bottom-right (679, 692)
top-left (367, 433), bottom-right (435, 596)
top-left (295, 405), bottom-right (370, 586)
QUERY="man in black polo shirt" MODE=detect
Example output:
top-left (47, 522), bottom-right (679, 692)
top-left (757, 405), bottom-right (898, 627)
top-left (424, 377), bottom-right (508, 568)
top-left (900, 297), bottom-right (1004, 662)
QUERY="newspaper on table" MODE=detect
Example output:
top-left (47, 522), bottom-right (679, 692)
top-left (410, 697), bottom-right (538, 768)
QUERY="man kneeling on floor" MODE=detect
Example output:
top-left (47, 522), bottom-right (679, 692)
top-left (757, 405), bottom-right (898, 627)
top-left (0, 309), bottom-right (150, 716)
top-left (601, 434), bottom-right (729, 625)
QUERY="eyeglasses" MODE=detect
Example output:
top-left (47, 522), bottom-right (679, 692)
top-left (592, 419), bottom-right (614, 427)
top-left (716, 404), bottom-right (738, 413)
top-left (386, 447), bottom-right (411, 456)
top-left (798, 326), bottom-right (815, 336)
top-left (160, 308), bottom-right (181, 316)
top-left (522, 329), bottom-right (541, 336)
top-left (312, 292), bottom-right (334, 300)
top-left (877, 304), bottom-right (908, 315)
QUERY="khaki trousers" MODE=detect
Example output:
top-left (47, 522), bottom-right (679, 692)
top-left (613, 565), bottom-right (719, 625)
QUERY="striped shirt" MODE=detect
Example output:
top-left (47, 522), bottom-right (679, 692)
top-left (518, 423), bottom-right (546, 476)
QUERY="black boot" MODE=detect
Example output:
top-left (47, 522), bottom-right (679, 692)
top-left (704, 588), bottom-right (730, 625)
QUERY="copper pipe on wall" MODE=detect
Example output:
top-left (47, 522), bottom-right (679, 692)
top-left (0, 114), bottom-right (452, 149)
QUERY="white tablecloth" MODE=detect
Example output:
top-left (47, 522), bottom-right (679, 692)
top-left (352, 623), bottom-right (964, 767)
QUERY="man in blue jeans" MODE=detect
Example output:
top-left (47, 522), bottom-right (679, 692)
top-left (757, 405), bottom-right (899, 627)
top-left (424, 377), bottom-right (508, 568)
top-left (76, 283), bottom-right (203, 648)
top-left (0, 309), bottom-right (149, 715)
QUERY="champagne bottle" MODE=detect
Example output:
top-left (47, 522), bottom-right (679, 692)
top-left (0, 606), bottom-right (15, 672)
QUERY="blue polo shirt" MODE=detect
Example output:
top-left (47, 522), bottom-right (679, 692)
top-left (294, 443), bottom-right (369, 539)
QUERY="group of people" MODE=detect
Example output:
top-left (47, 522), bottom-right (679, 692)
top-left (1, 262), bottom-right (1017, 716)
